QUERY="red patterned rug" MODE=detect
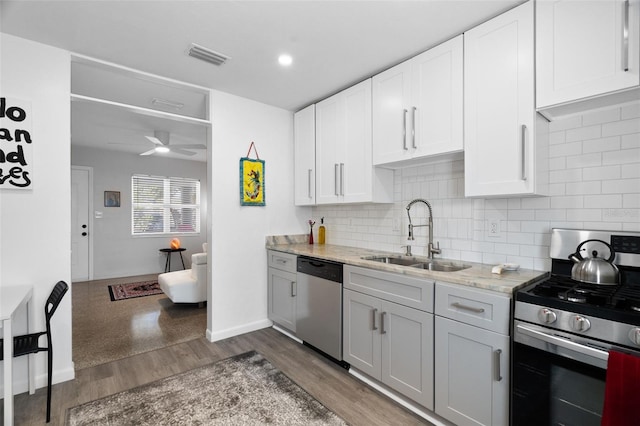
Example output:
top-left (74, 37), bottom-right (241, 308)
top-left (108, 280), bottom-right (163, 301)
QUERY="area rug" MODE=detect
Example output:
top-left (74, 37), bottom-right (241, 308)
top-left (66, 351), bottom-right (347, 425)
top-left (108, 280), bottom-right (163, 301)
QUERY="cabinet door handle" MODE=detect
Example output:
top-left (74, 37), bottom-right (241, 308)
top-left (308, 169), bottom-right (313, 199)
top-left (451, 302), bottom-right (485, 313)
top-left (411, 106), bottom-right (417, 148)
top-left (340, 163), bottom-right (344, 196)
top-left (372, 308), bottom-right (378, 331)
top-left (290, 281), bottom-right (296, 297)
top-left (380, 311), bottom-right (387, 334)
top-left (494, 349), bottom-right (503, 382)
top-left (623, 0), bottom-right (630, 72)
top-left (403, 109), bottom-right (408, 150)
top-left (521, 124), bottom-right (527, 181)
top-left (334, 163), bottom-right (339, 196)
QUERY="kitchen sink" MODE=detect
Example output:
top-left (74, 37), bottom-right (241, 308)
top-left (361, 256), bottom-right (471, 272)
top-left (410, 261), bottom-right (471, 272)
top-left (361, 256), bottom-right (424, 266)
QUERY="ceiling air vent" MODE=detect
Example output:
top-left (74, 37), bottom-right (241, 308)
top-left (187, 43), bottom-right (230, 66)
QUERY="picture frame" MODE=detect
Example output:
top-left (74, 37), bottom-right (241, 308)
top-left (239, 157), bottom-right (265, 206)
top-left (104, 190), bottom-right (121, 207)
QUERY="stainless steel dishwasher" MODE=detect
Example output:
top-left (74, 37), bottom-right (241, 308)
top-left (296, 256), bottom-right (345, 364)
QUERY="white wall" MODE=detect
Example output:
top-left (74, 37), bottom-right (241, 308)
top-left (208, 89), bottom-right (311, 341)
top-left (313, 102), bottom-right (640, 271)
top-left (71, 146), bottom-right (207, 279)
top-left (0, 34), bottom-right (74, 393)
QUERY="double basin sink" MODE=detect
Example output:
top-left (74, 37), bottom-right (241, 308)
top-left (361, 255), bottom-right (471, 272)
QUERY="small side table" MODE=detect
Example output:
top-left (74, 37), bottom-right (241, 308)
top-left (159, 248), bottom-right (186, 273)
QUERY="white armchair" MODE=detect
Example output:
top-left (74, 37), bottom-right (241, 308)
top-left (158, 243), bottom-right (207, 304)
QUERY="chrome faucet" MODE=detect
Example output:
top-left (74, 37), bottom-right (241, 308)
top-left (406, 198), bottom-right (441, 259)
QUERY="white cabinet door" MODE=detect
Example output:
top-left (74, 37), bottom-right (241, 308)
top-left (342, 80), bottom-right (373, 203)
top-left (464, 1), bottom-right (541, 197)
top-left (372, 61), bottom-right (413, 164)
top-left (343, 288), bottom-right (381, 378)
top-left (315, 93), bottom-right (341, 204)
top-left (294, 105), bottom-right (316, 206)
top-left (316, 80), bottom-right (386, 204)
top-left (537, 0), bottom-right (640, 109)
top-left (372, 35), bottom-right (463, 166)
top-left (381, 301), bottom-right (434, 411)
top-left (412, 34), bottom-right (463, 159)
top-left (268, 267), bottom-right (297, 332)
top-left (435, 316), bottom-right (510, 426)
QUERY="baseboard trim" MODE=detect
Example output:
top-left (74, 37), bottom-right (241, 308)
top-left (0, 365), bottom-right (75, 396)
top-left (206, 319), bottom-right (271, 342)
top-left (349, 368), bottom-right (453, 426)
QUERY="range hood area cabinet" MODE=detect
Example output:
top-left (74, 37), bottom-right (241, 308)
top-left (464, 0), bottom-right (549, 198)
top-left (298, 79), bottom-right (393, 206)
top-left (294, 104), bottom-right (316, 206)
top-left (372, 35), bottom-right (464, 167)
top-left (536, 0), bottom-right (640, 119)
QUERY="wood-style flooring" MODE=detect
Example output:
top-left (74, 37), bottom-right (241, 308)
top-left (7, 276), bottom-right (432, 425)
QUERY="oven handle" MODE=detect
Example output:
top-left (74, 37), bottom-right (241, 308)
top-left (516, 324), bottom-right (609, 361)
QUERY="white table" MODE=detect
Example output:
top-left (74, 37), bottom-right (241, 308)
top-left (1, 285), bottom-right (34, 426)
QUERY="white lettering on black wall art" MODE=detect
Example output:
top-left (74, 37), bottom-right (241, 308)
top-left (0, 97), bottom-right (33, 189)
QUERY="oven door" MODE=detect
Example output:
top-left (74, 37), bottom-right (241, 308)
top-left (512, 321), bottom-right (608, 426)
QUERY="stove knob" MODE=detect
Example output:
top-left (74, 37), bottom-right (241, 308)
top-left (570, 315), bottom-right (591, 332)
top-left (537, 308), bottom-right (557, 324)
top-left (629, 328), bottom-right (640, 346)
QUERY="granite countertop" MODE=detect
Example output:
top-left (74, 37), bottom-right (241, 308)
top-left (266, 236), bottom-right (548, 295)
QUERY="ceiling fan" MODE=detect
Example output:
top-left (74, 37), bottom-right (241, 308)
top-left (140, 130), bottom-right (206, 157)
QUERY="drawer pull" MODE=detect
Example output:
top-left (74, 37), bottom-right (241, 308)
top-left (494, 349), bottom-right (503, 382)
top-left (380, 311), bottom-right (387, 334)
top-left (372, 308), bottom-right (378, 331)
top-left (276, 259), bottom-right (288, 264)
top-left (452, 302), bottom-right (485, 314)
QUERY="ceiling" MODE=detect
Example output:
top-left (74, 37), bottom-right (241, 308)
top-left (1, 0), bottom-right (523, 162)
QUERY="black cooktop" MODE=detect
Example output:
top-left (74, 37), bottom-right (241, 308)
top-left (517, 273), bottom-right (640, 326)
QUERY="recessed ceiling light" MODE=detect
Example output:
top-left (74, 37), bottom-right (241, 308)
top-left (278, 54), bottom-right (293, 67)
top-left (155, 146), bottom-right (170, 153)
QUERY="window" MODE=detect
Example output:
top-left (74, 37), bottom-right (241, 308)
top-left (132, 174), bottom-right (200, 235)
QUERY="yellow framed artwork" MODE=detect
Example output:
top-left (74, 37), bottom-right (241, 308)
top-left (240, 142), bottom-right (265, 206)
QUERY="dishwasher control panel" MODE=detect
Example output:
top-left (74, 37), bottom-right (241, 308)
top-left (297, 256), bottom-right (343, 283)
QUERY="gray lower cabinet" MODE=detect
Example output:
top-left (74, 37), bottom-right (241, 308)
top-left (343, 266), bottom-right (434, 410)
top-left (267, 251), bottom-right (297, 332)
top-left (435, 281), bottom-right (511, 426)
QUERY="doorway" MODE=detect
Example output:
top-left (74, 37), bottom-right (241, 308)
top-left (71, 166), bottom-right (93, 281)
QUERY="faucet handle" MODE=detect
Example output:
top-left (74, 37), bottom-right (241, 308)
top-left (430, 241), bottom-right (441, 256)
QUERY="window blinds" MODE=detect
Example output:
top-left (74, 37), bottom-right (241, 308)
top-left (132, 174), bottom-right (200, 235)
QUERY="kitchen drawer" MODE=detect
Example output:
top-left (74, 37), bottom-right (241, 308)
top-left (435, 281), bottom-right (511, 335)
top-left (344, 265), bottom-right (434, 313)
top-left (267, 250), bottom-right (297, 273)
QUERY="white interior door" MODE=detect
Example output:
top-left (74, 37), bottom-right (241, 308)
top-left (71, 166), bottom-right (91, 281)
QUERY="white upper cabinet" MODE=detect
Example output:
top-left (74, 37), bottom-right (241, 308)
top-left (316, 79), bottom-right (393, 205)
top-left (294, 105), bottom-right (316, 206)
top-left (373, 35), bottom-right (463, 166)
top-left (537, 0), bottom-right (640, 114)
top-left (464, 1), bottom-right (548, 198)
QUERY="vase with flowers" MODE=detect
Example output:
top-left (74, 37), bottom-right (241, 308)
top-left (308, 219), bottom-right (315, 244)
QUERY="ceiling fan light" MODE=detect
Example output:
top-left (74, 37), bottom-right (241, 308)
top-left (155, 146), bottom-right (170, 153)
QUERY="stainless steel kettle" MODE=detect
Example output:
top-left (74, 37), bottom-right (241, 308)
top-left (568, 239), bottom-right (619, 285)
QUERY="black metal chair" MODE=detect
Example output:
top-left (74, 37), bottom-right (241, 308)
top-left (0, 280), bottom-right (68, 423)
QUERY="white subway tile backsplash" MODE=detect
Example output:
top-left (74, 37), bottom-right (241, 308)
top-left (566, 124), bottom-right (602, 142)
top-left (582, 106), bottom-right (621, 125)
top-left (602, 117), bottom-right (640, 137)
top-left (582, 165), bottom-right (620, 181)
top-left (312, 104), bottom-right (639, 270)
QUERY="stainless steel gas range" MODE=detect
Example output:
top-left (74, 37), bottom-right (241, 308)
top-left (512, 228), bottom-right (640, 426)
